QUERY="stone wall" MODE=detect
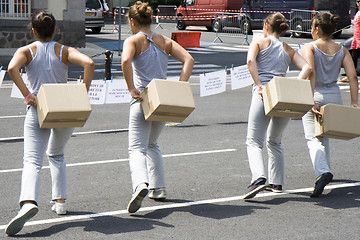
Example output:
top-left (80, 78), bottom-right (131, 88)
top-left (0, 0), bottom-right (86, 48)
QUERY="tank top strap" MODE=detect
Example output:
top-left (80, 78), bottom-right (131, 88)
top-left (138, 31), bottom-right (156, 42)
top-left (28, 41), bottom-right (40, 59)
top-left (59, 44), bottom-right (64, 62)
top-left (28, 46), bottom-right (35, 59)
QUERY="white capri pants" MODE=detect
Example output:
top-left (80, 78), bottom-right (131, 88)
top-left (20, 106), bottom-right (73, 204)
top-left (128, 101), bottom-right (166, 192)
top-left (302, 91), bottom-right (342, 178)
top-left (246, 87), bottom-right (290, 185)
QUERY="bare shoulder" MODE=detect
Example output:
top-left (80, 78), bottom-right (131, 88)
top-left (282, 42), bottom-right (293, 51)
top-left (302, 42), bottom-right (315, 52)
top-left (152, 33), bottom-right (172, 52)
top-left (254, 37), bottom-right (271, 51)
top-left (152, 33), bottom-right (170, 45)
top-left (17, 43), bottom-right (35, 54)
top-left (125, 34), bottom-right (142, 46)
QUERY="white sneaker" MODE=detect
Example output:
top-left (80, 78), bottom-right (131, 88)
top-left (5, 203), bottom-right (38, 236)
top-left (149, 189), bottom-right (167, 200)
top-left (51, 202), bottom-right (67, 215)
top-left (127, 183), bottom-right (148, 214)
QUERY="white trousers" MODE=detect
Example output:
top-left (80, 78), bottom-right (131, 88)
top-left (128, 101), bottom-right (166, 192)
top-left (20, 106), bottom-right (73, 204)
top-left (246, 88), bottom-right (290, 185)
top-left (302, 91), bottom-right (342, 178)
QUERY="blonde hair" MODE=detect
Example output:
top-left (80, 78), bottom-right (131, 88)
top-left (128, 1), bottom-right (153, 26)
top-left (264, 13), bottom-right (289, 36)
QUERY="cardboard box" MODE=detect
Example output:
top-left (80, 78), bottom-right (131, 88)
top-left (263, 76), bottom-right (314, 118)
top-left (315, 104), bottom-right (360, 140)
top-left (37, 83), bottom-right (92, 128)
top-left (140, 79), bottom-right (195, 122)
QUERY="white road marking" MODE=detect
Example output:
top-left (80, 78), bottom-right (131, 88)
top-left (0, 128), bottom-right (129, 142)
top-left (0, 115), bottom-right (25, 119)
top-left (0, 149), bottom-right (237, 173)
top-left (0, 181), bottom-right (359, 230)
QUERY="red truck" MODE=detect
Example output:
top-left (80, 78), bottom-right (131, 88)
top-left (176, 0), bottom-right (244, 31)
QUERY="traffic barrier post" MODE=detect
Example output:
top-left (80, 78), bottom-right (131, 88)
top-left (171, 32), bottom-right (201, 48)
top-left (213, 12), bottom-right (249, 45)
top-left (290, 9), bottom-right (318, 37)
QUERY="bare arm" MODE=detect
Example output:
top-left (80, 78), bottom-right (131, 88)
top-left (301, 43), bottom-right (321, 115)
top-left (67, 47), bottom-right (95, 92)
top-left (247, 40), bottom-right (261, 87)
top-left (342, 48), bottom-right (358, 107)
top-left (8, 47), bottom-right (37, 106)
top-left (284, 43), bottom-right (312, 80)
top-left (168, 39), bottom-right (194, 82)
top-left (121, 37), bottom-right (142, 100)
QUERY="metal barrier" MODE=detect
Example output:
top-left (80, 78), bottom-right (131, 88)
top-left (290, 9), bottom-right (318, 37)
top-left (0, 0), bottom-right (31, 18)
top-left (155, 5), bottom-right (177, 29)
top-left (213, 12), bottom-right (249, 45)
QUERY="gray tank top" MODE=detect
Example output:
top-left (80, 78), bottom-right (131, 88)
top-left (311, 42), bottom-right (343, 93)
top-left (132, 32), bottom-right (169, 91)
top-left (25, 41), bottom-right (68, 95)
top-left (256, 36), bottom-right (291, 85)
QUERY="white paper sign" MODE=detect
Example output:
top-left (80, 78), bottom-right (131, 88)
top-left (88, 80), bottom-right (106, 105)
top-left (230, 65), bottom-right (254, 90)
top-left (167, 76), bottom-right (179, 82)
top-left (0, 70), bottom-right (5, 87)
top-left (199, 70), bottom-right (226, 97)
top-left (11, 74), bottom-right (32, 99)
top-left (105, 80), bottom-right (131, 104)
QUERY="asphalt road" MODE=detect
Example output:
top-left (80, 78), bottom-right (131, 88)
top-left (0, 23), bottom-right (359, 239)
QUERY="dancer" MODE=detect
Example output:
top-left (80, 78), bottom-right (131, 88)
top-left (302, 12), bottom-right (358, 197)
top-left (5, 11), bottom-right (94, 236)
top-left (244, 13), bottom-right (311, 199)
top-left (121, 1), bottom-right (194, 213)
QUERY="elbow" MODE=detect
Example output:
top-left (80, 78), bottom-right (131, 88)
top-left (121, 58), bottom-right (132, 68)
top-left (349, 73), bottom-right (358, 83)
top-left (187, 56), bottom-right (195, 67)
top-left (304, 64), bottom-right (312, 77)
top-left (7, 65), bottom-right (18, 77)
top-left (87, 59), bottom-right (95, 70)
top-left (247, 59), bottom-right (254, 68)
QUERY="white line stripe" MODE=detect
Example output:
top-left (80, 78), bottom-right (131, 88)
top-left (0, 115), bottom-right (26, 119)
top-left (0, 149), bottom-right (237, 173)
top-left (0, 128), bottom-right (129, 142)
top-left (1, 181), bottom-right (358, 230)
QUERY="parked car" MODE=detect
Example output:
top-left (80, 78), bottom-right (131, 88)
top-left (176, 0), bottom-right (244, 32)
top-left (241, 0), bottom-right (351, 37)
top-left (85, 0), bottom-right (105, 34)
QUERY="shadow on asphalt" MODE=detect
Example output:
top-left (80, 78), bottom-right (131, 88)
top-left (136, 202), bottom-right (268, 220)
top-left (242, 180), bottom-right (360, 211)
top-left (15, 212), bottom-right (174, 238)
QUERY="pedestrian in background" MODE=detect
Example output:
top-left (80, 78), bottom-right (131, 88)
top-left (244, 13), bottom-right (311, 199)
top-left (121, 1), bottom-right (194, 213)
top-left (339, 0), bottom-right (360, 83)
top-left (5, 11), bottom-right (95, 236)
top-left (301, 12), bottom-right (358, 197)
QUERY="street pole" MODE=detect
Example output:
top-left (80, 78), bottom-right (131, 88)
top-left (118, 0), bottom-right (122, 55)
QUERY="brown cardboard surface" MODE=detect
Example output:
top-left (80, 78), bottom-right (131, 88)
top-left (315, 104), bottom-right (360, 140)
top-left (263, 76), bottom-right (314, 118)
top-left (140, 79), bottom-right (195, 122)
top-left (37, 83), bottom-right (92, 128)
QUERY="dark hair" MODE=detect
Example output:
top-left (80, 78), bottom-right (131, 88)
top-left (263, 13), bottom-right (289, 36)
top-left (128, 1), bottom-right (153, 26)
top-left (31, 11), bottom-right (56, 39)
top-left (311, 12), bottom-right (338, 37)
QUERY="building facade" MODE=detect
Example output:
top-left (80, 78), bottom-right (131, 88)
top-left (0, 0), bottom-right (86, 48)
